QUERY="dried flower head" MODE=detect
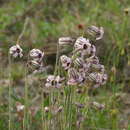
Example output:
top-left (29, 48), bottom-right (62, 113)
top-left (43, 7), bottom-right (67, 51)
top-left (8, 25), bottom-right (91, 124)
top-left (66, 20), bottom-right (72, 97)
top-left (9, 44), bottom-right (23, 58)
top-left (60, 55), bottom-right (72, 70)
top-left (59, 37), bottom-right (75, 46)
top-left (87, 26), bottom-right (104, 40)
top-left (30, 49), bottom-right (44, 62)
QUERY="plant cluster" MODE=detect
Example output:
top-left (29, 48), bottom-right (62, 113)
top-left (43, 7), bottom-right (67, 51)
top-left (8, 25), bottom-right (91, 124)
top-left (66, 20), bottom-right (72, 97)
top-left (45, 25), bottom-right (107, 89)
top-left (8, 25), bottom-right (108, 129)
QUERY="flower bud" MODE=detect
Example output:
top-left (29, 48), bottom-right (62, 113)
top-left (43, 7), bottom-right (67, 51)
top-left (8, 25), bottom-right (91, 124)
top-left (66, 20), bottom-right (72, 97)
top-left (59, 37), bottom-right (75, 46)
top-left (44, 107), bottom-right (49, 113)
top-left (87, 26), bottom-right (104, 40)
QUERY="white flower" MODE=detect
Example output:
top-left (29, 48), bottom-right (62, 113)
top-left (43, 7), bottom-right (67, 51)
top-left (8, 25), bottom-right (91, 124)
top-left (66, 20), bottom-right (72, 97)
top-left (74, 37), bottom-right (96, 57)
top-left (45, 75), bottom-right (55, 88)
top-left (29, 49), bottom-right (44, 62)
top-left (45, 75), bottom-right (64, 88)
top-left (9, 44), bottom-right (23, 58)
top-left (90, 45), bottom-right (96, 56)
top-left (74, 37), bottom-right (91, 52)
top-left (44, 107), bottom-right (49, 112)
top-left (60, 55), bottom-right (72, 70)
top-left (55, 75), bottom-right (64, 88)
top-left (59, 37), bottom-right (75, 46)
top-left (16, 102), bottom-right (24, 112)
top-left (80, 44), bottom-right (96, 58)
top-left (87, 26), bottom-right (104, 40)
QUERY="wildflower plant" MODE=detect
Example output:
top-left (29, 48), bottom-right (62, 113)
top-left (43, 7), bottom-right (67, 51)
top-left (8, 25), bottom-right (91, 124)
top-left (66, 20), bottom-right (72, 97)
top-left (8, 24), bottom-right (107, 130)
top-left (43, 25), bottom-right (107, 129)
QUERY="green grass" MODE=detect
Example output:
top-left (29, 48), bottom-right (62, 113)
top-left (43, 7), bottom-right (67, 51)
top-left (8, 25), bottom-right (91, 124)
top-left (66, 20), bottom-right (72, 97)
top-left (0, 0), bottom-right (130, 129)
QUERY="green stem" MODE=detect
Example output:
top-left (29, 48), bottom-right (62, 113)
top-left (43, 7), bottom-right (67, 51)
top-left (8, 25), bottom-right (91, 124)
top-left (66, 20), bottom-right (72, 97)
top-left (24, 63), bottom-right (29, 130)
top-left (8, 54), bottom-right (12, 130)
top-left (41, 89), bottom-right (44, 130)
top-left (16, 17), bottom-right (30, 45)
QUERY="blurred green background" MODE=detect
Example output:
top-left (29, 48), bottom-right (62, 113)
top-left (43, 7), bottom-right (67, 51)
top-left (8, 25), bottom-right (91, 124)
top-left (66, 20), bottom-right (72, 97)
top-left (0, 0), bottom-right (130, 129)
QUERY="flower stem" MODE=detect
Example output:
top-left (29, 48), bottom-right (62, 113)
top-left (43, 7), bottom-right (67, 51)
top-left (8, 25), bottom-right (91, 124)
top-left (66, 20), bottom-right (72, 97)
top-left (8, 54), bottom-right (12, 130)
